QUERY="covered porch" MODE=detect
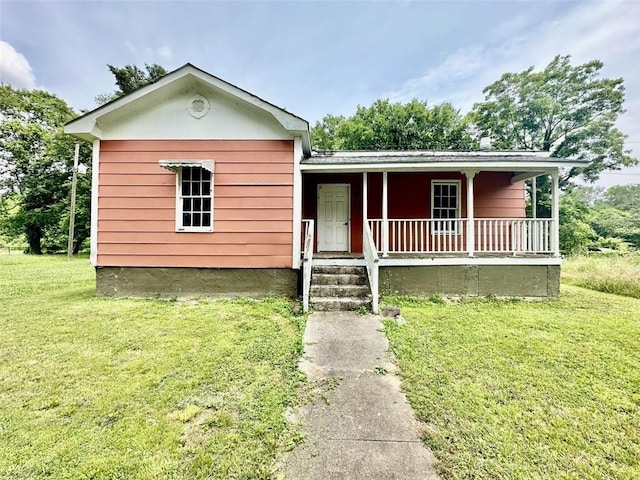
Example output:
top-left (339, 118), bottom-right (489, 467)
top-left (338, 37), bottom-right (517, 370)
top-left (298, 151), bottom-right (586, 312)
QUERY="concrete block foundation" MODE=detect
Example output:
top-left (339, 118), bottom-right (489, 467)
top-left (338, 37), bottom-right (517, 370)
top-left (379, 264), bottom-right (560, 298)
top-left (96, 267), bottom-right (299, 299)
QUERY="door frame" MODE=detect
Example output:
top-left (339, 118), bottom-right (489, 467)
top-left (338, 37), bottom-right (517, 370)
top-left (317, 183), bottom-right (351, 252)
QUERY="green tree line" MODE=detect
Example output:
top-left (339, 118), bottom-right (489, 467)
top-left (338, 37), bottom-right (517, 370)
top-left (560, 184), bottom-right (640, 253)
top-left (0, 86), bottom-right (92, 254)
top-left (0, 64), bottom-right (165, 254)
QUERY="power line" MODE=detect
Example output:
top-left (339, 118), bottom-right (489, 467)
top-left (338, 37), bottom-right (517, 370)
top-left (599, 172), bottom-right (640, 176)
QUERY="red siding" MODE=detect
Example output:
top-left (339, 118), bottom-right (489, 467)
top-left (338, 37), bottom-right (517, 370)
top-left (302, 171), bottom-right (525, 253)
top-left (97, 140), bottom-right (294, 268)
top-left (474, 172), bottom-right (526, 217)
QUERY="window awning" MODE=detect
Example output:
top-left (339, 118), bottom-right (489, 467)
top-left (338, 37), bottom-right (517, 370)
top-left (159, 159), bottom-right (215, 173)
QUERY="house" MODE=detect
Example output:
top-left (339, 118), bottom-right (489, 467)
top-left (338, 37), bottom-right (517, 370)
top-left (65, 64), bottom-right (588, 312)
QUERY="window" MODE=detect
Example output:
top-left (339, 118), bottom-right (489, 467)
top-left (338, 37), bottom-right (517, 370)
top-left (179, 167), bottom-right (212, 231)
top-left (159, 160), bottom-right (215, 232)
top-left (431, 180), bottom-right (460, 232)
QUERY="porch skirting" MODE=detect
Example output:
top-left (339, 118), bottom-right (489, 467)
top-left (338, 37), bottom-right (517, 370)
top-left (95, 267), bottom-right (298, 299)
top-left (379, 264), bottom-right (560, 298)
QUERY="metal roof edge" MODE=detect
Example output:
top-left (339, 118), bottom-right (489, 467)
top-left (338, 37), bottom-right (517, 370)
top-left (299, 159), bottom-right (588, 172)
top-left (309, 149), bottom-right (552, 158)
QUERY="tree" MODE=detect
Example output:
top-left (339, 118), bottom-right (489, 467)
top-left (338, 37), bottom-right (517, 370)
top-left (311, 114), bottom-right (345, 151)
top-left (0, 85), bottom-right (91, 254)
top-left (591, 184), bottom-right (640, 248)
top-left (600, 184), bottom-right (640, 210)
top-left (95, 63), bottom-right (168, 105)
top-left (558, 188), bottom-right (597, 253)
top-left (472, 55), bottom-right (636, 184)
top-left (311, 99), bottom-right (474, 151)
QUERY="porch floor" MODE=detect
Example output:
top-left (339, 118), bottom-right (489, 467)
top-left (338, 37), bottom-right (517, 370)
top-left (314, 252), bottom-right (363, 259)
top-left (385, 252), bottom-right (555, 259)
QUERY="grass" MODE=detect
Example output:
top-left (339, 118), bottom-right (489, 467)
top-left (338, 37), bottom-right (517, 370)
top-left (0, 254), bottom-right (305, 479)
top-left (562, 253), bottom-right (640, 299)
top-left (384, 290), bottom-right (640, 479)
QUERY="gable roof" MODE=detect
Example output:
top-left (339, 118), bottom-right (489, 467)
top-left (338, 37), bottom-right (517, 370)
top-left (64, 63), bottom-right (311, 155)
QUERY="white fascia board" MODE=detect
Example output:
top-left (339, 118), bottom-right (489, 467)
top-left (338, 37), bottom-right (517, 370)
top-left (64, 120), bottom-right (103, 140)
top-left (65, 65), bottom-right (310, 148)
top-left (511, 171), bottom-right (547, 183)
top-left (192, 72), bottom-right (310, 154)
top-left (187, 68), bottom-right (310, 135)
top-left (299, 161), bottom-right (584, 173)
top-left (268, 109), bottom-right (308, 132)
top-left (290, 129), bottom-right (311, 157)
top-left (65, 70), bottom-right (189, 136)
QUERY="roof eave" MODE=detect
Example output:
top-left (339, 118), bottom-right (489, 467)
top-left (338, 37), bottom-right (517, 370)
top-left (299, 159), bottom-right (588, 173)
top-left (64, 64), bottom-right (311, 148)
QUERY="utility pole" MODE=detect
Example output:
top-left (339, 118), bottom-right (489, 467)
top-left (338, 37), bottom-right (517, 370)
top-left (67, 143), bottom-right (80, 260)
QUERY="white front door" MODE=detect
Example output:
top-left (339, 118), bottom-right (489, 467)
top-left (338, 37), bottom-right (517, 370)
top-left (317, 184), bottom-right (350, 252)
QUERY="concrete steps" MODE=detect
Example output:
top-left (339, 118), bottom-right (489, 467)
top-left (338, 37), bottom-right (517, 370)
top-left (310, 265), bottom-right (371, 312)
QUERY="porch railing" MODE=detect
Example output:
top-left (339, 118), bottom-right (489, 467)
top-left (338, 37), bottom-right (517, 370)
top-left (368, 218), bottom-right (552, 255)
top-left (362, 222), bottom-right (379, 314)
top-left (475, 218), bottom-right (552, 253)
top-left (301, 219), bottom-right (314, 313)
top-left (369, 219), bottom-right (467, 253)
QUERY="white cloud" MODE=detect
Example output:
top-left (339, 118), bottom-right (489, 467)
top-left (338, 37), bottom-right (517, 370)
top-left (0, 41), bottom-right (36, 88)
top-left (123, 41), bottom-right (172, 61)
top-left (124, 40), bottom-right (136, 56)
top-left (543, 1), bottom-right (640, 64)
top-left (389, 1), bottom-right (640, 112)
top-left (158, 46), bottom-right (172, 59)
top-left (387, 0), bottom-right (640, 185)
top-left (391, 46), bottom-right (486, 102)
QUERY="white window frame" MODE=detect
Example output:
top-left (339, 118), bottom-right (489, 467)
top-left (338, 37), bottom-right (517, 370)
top-left (431, 179), bottom-right (461, 233)
top-left (159, 160), bottom-right (215, 233)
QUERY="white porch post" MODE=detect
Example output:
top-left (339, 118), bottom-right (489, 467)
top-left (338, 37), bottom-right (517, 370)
top-left (362, 172), bottom-right (368, 233)
top-left (465, 170), bottom-right (476, 257)
top-left (551, 171), bottom-right (560, 256)
top-left (382, 170), bottom-right (389, 257)
top-left (531, 176), bottom-right (537, 219)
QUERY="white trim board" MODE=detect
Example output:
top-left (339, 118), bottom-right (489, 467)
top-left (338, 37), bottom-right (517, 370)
top-left (310, 257), bottom-right (561, 267)
top-left (90, 139), bottom-right (100, 266)
top-left (379, 257), bottom-right (562, 266)
top-left (292, 137), bottom-right (303, 269)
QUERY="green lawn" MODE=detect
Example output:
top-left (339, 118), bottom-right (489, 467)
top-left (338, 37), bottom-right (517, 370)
top-left (5, 254), bottom-right (639, 479)
top-left (384, 289), bottom-right (640, 479)
top-left (0, 254), bottom-right (305, 479)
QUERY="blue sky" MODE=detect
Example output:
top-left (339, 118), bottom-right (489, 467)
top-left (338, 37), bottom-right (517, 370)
top-left (1, 0), bottom-right (639, 186)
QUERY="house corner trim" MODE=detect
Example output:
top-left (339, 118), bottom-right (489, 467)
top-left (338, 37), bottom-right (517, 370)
top-left (90, 139), bottom-right (100, 266)
top-left (292, 137), bottom-right (303, 269)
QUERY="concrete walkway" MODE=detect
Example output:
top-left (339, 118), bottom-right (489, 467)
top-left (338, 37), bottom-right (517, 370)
top-left (280, 312), bottom-right (438, 479)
